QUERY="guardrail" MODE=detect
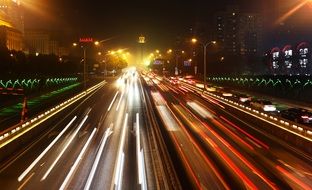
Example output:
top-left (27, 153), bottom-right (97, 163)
top-left (0, 80), bottom-right (107, 148)
top-left (179, 81), bottom-right (312, 143)
top-left (203, 91), bottom-right (312, 142)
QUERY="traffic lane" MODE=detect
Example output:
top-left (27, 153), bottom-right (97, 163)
top-left (87, 72), bottom-right (145, 190)
top-left (37, 82), bottom-right (119, 190)
top-left (56, 79), bottom-right (122, 190)
top-left (0, 80), bottom-right (116, 189)
top-left (0, 92), bottom-right (99, 188)
top-left (121, 75), bottom-right (143, 190)
top-left (214, 104), bottom-right (312, 189)
top-left (149, 88), bottom-right (228, 190)
top-left (185, 89), bottom-right (312, 189)
top-left (167, 114), bottom-right (228, 189)
top-left (83, 90), bottom-right (128, 190)
top-left (159, 83), bottom-right (277, 189)
top-left (71, 75), bottom-right (135, 190)
top-left (171, 103), bottom-right (275, 189)
top-left (20, 117), bottom-right (93, 190)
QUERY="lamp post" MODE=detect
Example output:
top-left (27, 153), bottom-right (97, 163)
top-left (73, 42), bottom-right (87, 90)
top-left (83, 46), bottom-right (87, 89)
top-left (94, 40), bottom-right (107, 76)
top-left (191, 38), bottom-right (216, 89)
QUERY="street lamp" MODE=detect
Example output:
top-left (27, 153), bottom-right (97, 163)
top-left (191, 38), bottom-right (216, 89)
top-left (72, 42), bottom-right (88, 89)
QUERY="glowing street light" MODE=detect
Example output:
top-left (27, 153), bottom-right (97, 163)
top-left (191, 37), bottom-right (217, 88)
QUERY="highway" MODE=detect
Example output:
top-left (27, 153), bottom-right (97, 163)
top-left (0, 70), bottom-right (155, 190)
top-left (142, 73), bottom-right (312, 190)
top-left (0, 70), bottom-right (312, 190)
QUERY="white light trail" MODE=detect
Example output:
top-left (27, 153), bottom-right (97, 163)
top-left (60, 128), bottom-right (97, 190)
top-left (41, 115), bottom-right (88, 181)
top-left (84, 125), bottom-right (113, 190)
top-left (136, 113), bottom-right (141, 184)
top-left (18, 116), bottom-right (77, 182)
top-left (108, 91), bottom-right (119, 111)
top-left (112, 114), bottom-right (128, 190)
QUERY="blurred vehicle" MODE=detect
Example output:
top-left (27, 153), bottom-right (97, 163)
top-left (218, 87), bottom-right (233, 97)
top-left (250, 100), bottom-right (276, 112)
top-left (236, 93), bottom-right (252, 103)
top-left (280, 108), bottom-right (312, 124)
top-left (206, 86), bottom-right (216, 92)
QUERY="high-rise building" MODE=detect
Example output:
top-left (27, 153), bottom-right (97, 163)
top-left (214, 6), bottom-right (263, 56)
top-left (239, 13), bottom-right (263, 55)
top-left (214, 6), bottom-right (240, 54)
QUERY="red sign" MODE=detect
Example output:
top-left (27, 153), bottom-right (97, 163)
top-left (79, 38), bottom-right (93, 43)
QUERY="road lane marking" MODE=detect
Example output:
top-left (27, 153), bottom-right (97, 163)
top-left (18, 116), bottom-right (77, 182)
top-left (17, 172), bottom-right (34, 190)
top-left (108, 91), bottom-right (119, 111)
top-left (60, 128), bottom-right (97, 190)
top-left (41, 115), bottom-right (88, 181)
top-left (84, 124), bottom-right (113, 190)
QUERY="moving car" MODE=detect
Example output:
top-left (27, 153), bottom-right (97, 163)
top-left (236, 94), bottom-right (252, 103)
top-left (280, 108), bottom-right (312, 124)
top-left (250, 100), bottom-right (276, 112)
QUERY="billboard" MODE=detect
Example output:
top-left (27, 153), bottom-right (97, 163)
top-left (184, 60), bottom-right (192, 67)
top-left (153, 59), bottom-right (164, 65)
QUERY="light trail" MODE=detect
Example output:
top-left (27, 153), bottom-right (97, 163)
top-left (84, 125), bottom-right (113, 190)
top-left (18, 116), bottom-right (77, 182)
top-left (112, 114), bottom-right (128, 190)
top-left (116, 92), bottom-right (124, 111)
top-left (60, 128), bottom-right (97, 190)
top-left (108, 91), bottom-right (119, 111)
top-left (41, 115), bottom-right (89, 181)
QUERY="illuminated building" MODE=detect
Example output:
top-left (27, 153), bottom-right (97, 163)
top-left (24, 30), bottom-right (69, 56)
top-left (24, 30), bottom-right (50, 55)
top-left (0, 0), bottom-right (24, 33)
top-left (0, 0), bottom-right (23, 51)
top-left (214, 6), bottom-right (263, 56)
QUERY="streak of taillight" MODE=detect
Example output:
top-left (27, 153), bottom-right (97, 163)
top-left (276, 165), bottom-right (312, 190)
top-left (179, 86), bottom-right (189, 93)
top-left (173, 105), bottom-right (230, 189)
top-left (171, 133), bottom-right (203, 190)
top-left (181, 103), bottom-right (276, 189)
top-left (211, 119), bottom-right (254, 151)
top-left (220, 116), bottom-right (269, 150)
top-left (201, 121), bottom-right (277, 190)
top-left (205, 137), bottom-right (258, 190)
top-left (201, 94), bottom-right (225, 109)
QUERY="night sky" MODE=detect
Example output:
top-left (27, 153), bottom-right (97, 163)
top-left (24, 0), bottom-right (312, 50)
